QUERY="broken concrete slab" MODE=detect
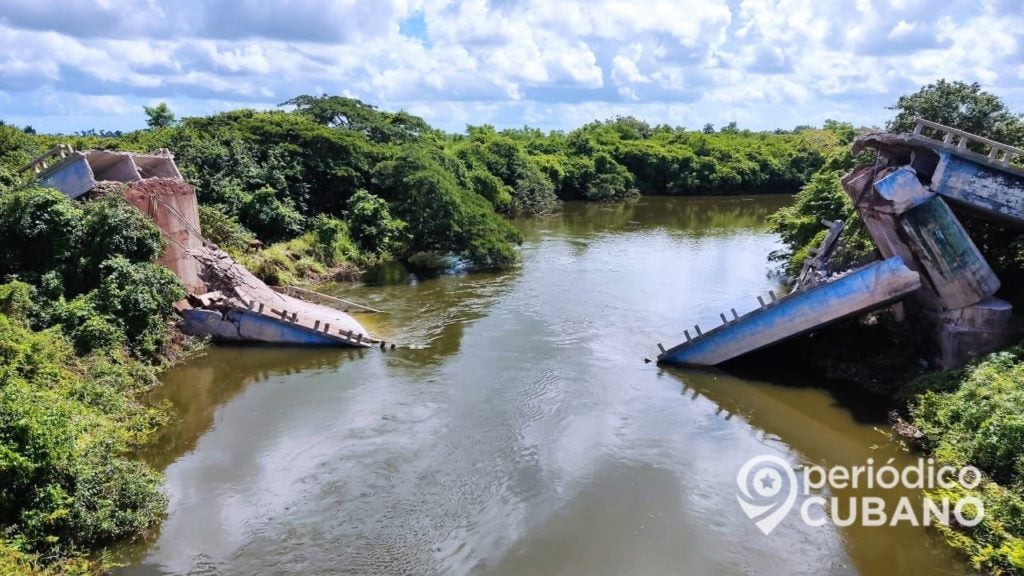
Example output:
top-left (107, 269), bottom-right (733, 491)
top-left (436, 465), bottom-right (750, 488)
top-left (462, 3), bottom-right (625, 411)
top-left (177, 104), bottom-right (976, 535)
top-left (899, 196), bottom-right (1000, 310)
top-left (934, 296), bottom-right (1012, 369)
top-left (871, 167), bottom-right (934, 214)
top-left (658, 257), bottom-right (921, 367)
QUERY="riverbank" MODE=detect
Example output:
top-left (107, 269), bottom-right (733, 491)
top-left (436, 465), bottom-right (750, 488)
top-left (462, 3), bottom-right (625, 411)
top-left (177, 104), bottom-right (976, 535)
top-left (0, 189), bottom-right (200, 574)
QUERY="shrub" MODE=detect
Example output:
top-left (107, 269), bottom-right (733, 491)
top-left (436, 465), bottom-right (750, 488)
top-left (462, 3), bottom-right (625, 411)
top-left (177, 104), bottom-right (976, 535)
top-left (468, 169), bottom-right (513, 212)
top-left (345, 190), bottom-right (407, 256)
top-left (198, 204), bottom-right (255, 254)
top-left (0, 280), bottom-right (34, 324)
top-left (51, 296), bottom-right (125, 356)
top-left (239, 187), bottom-right (305, 243)
top-left (310, 215), bottom-right (359, 266)
top-left (910, 348), bottom-right (1024, 574)
top-left (511, 165), bottom-right (559, 215)
top-left (912, 350), bottom-right (1024, 486)
top-left (90, 258), bottom-right (185, 360)
top-left (0, 188), bottom-right (82, 284)
top-left (0, 317), bottom-right (166, 558)
top-left (74, 194), bottom-right (165, 292)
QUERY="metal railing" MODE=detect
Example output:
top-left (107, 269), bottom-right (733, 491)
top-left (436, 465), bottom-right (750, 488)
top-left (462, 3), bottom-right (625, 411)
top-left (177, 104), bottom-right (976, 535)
top-left (913, 118), bottom-right (1023, 167)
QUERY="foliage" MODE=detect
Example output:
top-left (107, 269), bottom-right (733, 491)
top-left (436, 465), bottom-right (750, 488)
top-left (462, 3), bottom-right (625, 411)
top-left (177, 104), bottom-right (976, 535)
top-left (0, 280), bottom-right (34, 324)
top-left (372, 145), bottom-right (523, 267)
top-left (76, 193), bottom-right (166, 291)
top-left (0, 193), bottom-right (180, 568)
top-left (0, 189), bottom-right (169, 302)
top-left (887, 80), bottom-right (1024, 145)
top-left (0, 538), bottom-right (102, 576)
top-left (0, 315), bottom-right (166, 562)
top-left (89, 258), bottom-right (185, 358)
top-left (912, 350), bottom-right (1024, 486)
top-left (143, 102), bottom-right (175, 129)
top-left (283, 94), bottom-right (432, 143)
top-left (239, 187), bottom-right (306, 243)
top-left (309, 215), bottom-right (359, 267)
top-left (197, 204), bottom-right (255, 255)
top-left (909, 348), bottom-right (1024, 575)
top-left (345, 190), bottom-right (407, 256)
top-left (0, 187), bottom-right (83, 285)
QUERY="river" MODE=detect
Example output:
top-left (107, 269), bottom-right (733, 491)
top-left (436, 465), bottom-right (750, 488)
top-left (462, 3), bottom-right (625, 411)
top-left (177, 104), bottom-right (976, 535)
top-left (116, 196), bottom-right (965, 576)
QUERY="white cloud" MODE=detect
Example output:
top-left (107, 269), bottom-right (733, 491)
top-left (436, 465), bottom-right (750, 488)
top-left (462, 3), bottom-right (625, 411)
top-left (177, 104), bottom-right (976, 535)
top-left (0, 0), bottom-right (1021, 134)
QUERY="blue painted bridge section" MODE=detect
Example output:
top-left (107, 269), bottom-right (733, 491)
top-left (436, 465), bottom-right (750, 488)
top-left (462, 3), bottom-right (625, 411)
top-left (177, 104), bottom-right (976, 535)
top-left (657, 257), bottom-right (921, 367)
top-left (181, 308), bottom-right (373, 347)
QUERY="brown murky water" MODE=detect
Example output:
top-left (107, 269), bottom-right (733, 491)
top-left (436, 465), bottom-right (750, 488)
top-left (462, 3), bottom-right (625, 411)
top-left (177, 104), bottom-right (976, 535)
top-left (116, 196), bottom-right (966, 576)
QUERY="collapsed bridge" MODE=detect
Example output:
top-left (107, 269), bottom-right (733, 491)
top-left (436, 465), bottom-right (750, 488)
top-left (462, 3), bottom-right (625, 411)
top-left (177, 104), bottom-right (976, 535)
top-left (20, 145), bottom-right (380, 348)
top-left (658, 118), bottom-right (1024, 369)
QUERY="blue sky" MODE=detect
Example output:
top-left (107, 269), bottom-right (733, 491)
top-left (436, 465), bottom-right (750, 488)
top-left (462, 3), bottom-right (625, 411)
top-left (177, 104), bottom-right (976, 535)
top-left (1, 0), bottom-right (1022, 134)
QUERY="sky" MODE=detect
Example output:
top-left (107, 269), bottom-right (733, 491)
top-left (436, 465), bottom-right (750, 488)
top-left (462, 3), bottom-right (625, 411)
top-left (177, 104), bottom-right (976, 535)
top-left (1, 0), bottom-right (1022, 135)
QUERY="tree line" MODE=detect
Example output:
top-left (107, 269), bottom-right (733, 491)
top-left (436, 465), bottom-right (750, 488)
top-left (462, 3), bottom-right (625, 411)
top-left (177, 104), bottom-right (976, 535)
top-left (3, 96), bottom-right (847, 274)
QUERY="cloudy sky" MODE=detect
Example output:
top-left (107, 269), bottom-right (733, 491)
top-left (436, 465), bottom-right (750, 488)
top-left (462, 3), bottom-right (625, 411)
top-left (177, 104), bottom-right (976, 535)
top-left (1, 0), bottom-right (1022, 134)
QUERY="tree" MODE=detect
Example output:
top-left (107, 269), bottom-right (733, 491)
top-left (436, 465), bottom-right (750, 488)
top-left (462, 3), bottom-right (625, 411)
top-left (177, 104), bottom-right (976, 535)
top-left (346, 190), bottom-right (407, 255)
top-left (143, 102), bottom-right (176, 129)
top-left (887, 80), bottom-right (1024, 144)
top-left (702, 123), bottom-right (715, 134)
top-left (282, 94), bottom-right (430, 143)
top-left (720, 121), bottom-right (739, 134)
top-left (239, 187), bottom-right (306, 242)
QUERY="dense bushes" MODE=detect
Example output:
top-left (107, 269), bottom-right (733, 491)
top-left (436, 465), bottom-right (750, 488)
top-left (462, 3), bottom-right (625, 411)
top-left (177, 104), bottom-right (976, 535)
top-left (0, 315), bottom-right (167, 562)
top-left (0, 188), bottom-right (170, 303)
top-left (4, 96), bottom-right (838, 276)
top-left (909, 350), bottom-right (1024, 574)
top-left (345, 191), bottom-right (406, 256)
top-left (0, 186), bottom-right (184, 568)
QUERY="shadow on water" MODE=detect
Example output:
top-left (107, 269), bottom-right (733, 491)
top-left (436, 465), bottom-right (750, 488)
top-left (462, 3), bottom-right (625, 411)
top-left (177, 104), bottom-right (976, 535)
top-left (656, 366), bottom-right (963, 576)
top-left (515, 195), bottom-right (792, 241)
top-left (720, 353), bottom-right (895, 426)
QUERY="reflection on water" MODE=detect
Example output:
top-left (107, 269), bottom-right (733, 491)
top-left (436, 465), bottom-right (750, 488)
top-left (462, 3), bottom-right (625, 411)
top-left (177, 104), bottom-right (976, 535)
top-left (115, 196), bottom-right (965, 576)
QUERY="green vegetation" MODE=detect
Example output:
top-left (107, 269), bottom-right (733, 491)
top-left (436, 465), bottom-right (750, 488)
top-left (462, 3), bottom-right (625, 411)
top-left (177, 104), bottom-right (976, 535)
top-left (768, 122), bottom-right (876, 276)
top-left (142, 102), bottom-right (175, 130)
top-left (909, 351), bottom-right (1024, 574)
top-left (0, 186), bottom-right (187, 571)
top-left (771, 80), bottom-right (1024, 575)
top-left (4, 95), bottom-right (838, 280)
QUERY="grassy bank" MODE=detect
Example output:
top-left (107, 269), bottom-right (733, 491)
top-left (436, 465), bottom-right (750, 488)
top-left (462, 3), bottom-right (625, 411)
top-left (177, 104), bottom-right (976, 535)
top-left (906, 349), bottom-right (1024, 573)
